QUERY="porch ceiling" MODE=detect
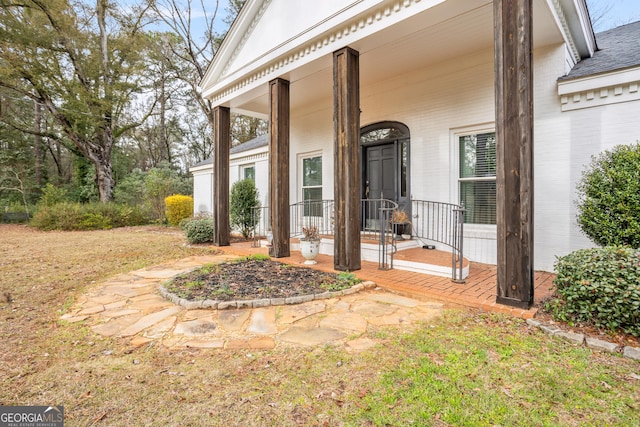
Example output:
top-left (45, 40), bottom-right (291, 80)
top-left (231, 0), bottom-right (562, 117)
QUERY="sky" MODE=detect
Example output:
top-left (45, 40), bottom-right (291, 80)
top-left (587, 0), bottom-right (640, 31)
top-left (120, 1), bottom-right (637, 38)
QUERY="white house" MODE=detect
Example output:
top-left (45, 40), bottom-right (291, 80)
top-left (196, 0), bottom-right (640, 307)
top-left (190, 134), bottom-right (269, 215)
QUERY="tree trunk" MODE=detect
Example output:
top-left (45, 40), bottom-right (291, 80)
top-left (34, 101), bottom-right (43, 187)
top-left (93, 154), bottom-right (114, 202)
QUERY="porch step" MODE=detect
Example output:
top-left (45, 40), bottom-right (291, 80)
top-left (286, 237), bottom-right (469, 280)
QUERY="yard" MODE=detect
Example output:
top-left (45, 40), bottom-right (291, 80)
top-left (0, 224), bottom-right (638, 426)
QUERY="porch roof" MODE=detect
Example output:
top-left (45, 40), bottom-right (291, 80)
top-left (189, 134), bottom-right (268, 169)
top-left (200, 0), bottom-right (590, 117)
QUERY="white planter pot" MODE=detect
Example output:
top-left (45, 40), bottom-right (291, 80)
top-left (300, 239), bottom-right (320, 265)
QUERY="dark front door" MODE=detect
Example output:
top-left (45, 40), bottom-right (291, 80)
top-left (365, 144), bottom-right (395, 200)
top-left (360, 122), bottom-right (411, 231)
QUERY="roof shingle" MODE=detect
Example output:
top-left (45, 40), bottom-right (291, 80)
top-left (561, 20), bottom-right (640, 80)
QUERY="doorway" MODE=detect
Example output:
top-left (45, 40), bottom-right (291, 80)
top-left (361, 122), bottom-right (411, 213)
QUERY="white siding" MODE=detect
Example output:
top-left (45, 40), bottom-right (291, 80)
top-left (190, 150), bottom-right (269, 219)
top-left (192, 169), bottom-right (213, 214)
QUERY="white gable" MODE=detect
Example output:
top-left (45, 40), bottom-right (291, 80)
top-left (230, 0), bottom-right (356, 72)
top-left (200, 0), bottom-right (452, 105)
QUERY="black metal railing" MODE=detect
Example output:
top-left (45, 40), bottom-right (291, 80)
top-left (290, 200), bottom-right (335, 238)
top-left (361, 198), bottom-right (397, 270)
top-left (250, 198), bottom-right (464, 279)
top-left (410, 199), bottom-right (465, 282)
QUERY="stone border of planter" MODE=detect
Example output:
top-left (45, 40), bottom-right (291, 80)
top-left (158, 280), bottom-right (378, 311)
top-left (526, 318), bottom-right (640, 362)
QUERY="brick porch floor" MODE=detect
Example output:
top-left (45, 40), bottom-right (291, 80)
top-left (217, 241), bottom-right (556, 319)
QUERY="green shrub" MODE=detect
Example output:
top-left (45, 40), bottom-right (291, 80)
top-left (39, 183), bottom-right (69, 207)
top-left (31, 202), bottom-right (150, 231)
top-left (230, 179), bottom-right (260, 239)
top-left (114, 164), bottom-right (192, 223)
top-left (31, 202), bottom-right (82, 230)
top-left (576, 143), bottom-right (640, 248)
top-left (183, 217), bottom-right (214, 244)
top-left (165, 194), bottom-right (194, 226)
top-left (548, 246), bottom-right (640, 336)
top-left (92, 203), bottom-right (150, 228)
top-left (78, 213), bottom-right (112, 230)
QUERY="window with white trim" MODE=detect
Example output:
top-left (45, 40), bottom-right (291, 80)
top-left (240, 164), bottom-right (255, 182)
top-left (301, 154), bottom-right (322, 216)
top-left (458, 131), bottom-right (496, 224)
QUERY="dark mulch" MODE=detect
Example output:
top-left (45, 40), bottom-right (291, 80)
top-left (165, 258), bottom-right (358, 301)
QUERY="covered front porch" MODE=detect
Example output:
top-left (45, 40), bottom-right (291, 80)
top-left (200, 0), bottom-right (586, 308)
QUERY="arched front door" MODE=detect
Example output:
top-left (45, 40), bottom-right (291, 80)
top-left (361, 122), bottom-right (411, 214)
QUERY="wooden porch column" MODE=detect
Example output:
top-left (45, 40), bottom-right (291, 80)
top-left (213, 106), bottom-right (230, 246)
top-left (268, 78), bottom-right (290, 258)
top-left (494, 0), bottom-right (534, 308)
top-left (333, 47), bottom-right (361, 271)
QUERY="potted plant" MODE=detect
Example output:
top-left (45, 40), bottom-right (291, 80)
top-left (391, 210), bottom-right (411, 240)
top-left (300, 225), bottom-right (320, 264)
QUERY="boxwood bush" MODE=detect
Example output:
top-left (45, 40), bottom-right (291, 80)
top-left (576, 143), bottom-right (640, 248)
top-left (183, 217), bottom-right (214, 244)
top-left (548, 246), bottom-right (640, 336)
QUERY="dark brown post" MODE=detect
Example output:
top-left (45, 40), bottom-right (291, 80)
top-left (213, 106), bottom-right (231, 246)
top-left (494, 0), bottom-right (534, 308)
top-left (268, 78), bottom-right (290, 258)
top-left (333, 47), bottom-right (361, 271)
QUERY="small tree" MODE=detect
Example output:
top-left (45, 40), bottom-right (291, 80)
top-left (230, 179), bottom-right (260, 239)
top-left (576, 143), bottom-right (640, 248)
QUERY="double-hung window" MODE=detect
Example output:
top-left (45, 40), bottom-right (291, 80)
top-left (302, 155), bottom-right (322, 217)
top-left (458, 131), bottom-right (496, 224)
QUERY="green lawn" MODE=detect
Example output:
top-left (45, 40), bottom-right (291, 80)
top-left (1, 225), bottom-right (637, 426)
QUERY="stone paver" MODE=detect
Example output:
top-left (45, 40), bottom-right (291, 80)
top-left (143, 316), bottom-right (177, 339)
top-left (279, 326), bottom-right (346, 346)
top-left (174, 317), bottom-right (218, 336)
top-left (183, 339), bottom-right (225, 349)
top-left (247, 308), bottom-right (278, 335)
top-left (100, 308), bottom-right (141, 319)
top-left (351, 300), bottom-right (398, 317)
top-left (623, 346), bottom-right (640, 361)
top-left (119, 307), bottom-right (181, 337)
top-left (218, 309), bottom-right (251, 331)
top-left (364, 293), bottom-right (421, 307)
top-left (586, 337), bottom-right (620, 353)
top-left (91, 313), bottom-right (144, 337)
top-left (278, 301), bottom-right (326, 324)
top-left (319, 312), bottom-right (368, 333)
top-left (365, 308), bottom-right (412, 326)
top-left (63, 255), bottom-right (446, 352)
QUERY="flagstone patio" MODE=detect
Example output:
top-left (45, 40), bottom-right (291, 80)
top-left (62, 254), bottom-right (446, 351)
top-left (62, 244), bottom-right (555, 351)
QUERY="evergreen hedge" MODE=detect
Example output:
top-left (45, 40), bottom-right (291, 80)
top-left (548, 247), bottom-right (640, 337)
